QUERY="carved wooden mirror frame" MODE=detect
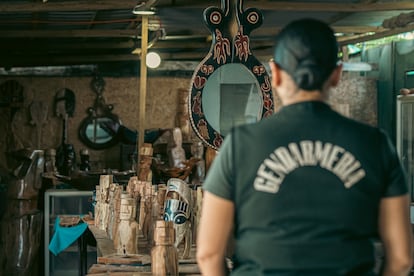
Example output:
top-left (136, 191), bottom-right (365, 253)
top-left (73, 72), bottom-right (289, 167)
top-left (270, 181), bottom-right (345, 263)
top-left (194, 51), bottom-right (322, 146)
top-left (188, 0), bottom-right (274, 151)
top-left (78, 75), bottom-right (121, 150)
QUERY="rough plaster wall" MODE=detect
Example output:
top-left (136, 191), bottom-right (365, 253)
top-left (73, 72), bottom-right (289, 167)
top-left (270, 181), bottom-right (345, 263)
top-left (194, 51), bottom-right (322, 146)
top-left (329, 72), bottom-right (378, 126)
top-left (272, 72), bottom-right (378, 126)
top-left (0, 73), bottom-right (376, 172)
top-left (0, 76), bottom-right (190, 172)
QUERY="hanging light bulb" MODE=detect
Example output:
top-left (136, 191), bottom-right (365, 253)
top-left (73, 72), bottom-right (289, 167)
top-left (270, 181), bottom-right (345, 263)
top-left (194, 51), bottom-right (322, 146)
top-left (146, 52), bottom-right (161, 68)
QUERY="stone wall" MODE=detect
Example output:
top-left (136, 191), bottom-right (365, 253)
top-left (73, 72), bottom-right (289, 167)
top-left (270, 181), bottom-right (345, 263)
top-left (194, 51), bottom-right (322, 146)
top-left (0, 72), bottom-right (377, 173)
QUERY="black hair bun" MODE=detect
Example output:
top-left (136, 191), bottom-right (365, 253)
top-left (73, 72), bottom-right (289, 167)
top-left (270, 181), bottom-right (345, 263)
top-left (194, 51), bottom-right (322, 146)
top-left (294, 59), bottom-right (325, 90)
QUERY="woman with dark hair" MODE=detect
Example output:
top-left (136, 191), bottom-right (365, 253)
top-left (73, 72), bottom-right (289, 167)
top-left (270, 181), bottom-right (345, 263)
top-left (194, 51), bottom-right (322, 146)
top-left (197, 18), bottom-right (413, 276)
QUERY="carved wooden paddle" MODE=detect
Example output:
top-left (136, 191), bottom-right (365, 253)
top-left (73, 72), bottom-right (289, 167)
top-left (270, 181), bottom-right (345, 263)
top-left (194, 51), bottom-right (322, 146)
top-left (29, 101), bottom-right (48, 149)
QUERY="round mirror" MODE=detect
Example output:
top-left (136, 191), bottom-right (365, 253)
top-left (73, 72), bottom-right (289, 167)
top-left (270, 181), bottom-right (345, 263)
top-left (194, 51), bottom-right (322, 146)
top-left (78, 114), bottom-right (121, 150)
top-left (203, 63), bottom-right (263, 137)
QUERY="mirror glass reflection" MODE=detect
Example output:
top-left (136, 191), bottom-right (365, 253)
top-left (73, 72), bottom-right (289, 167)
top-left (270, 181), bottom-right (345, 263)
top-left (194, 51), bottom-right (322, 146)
top-left (202, 63), bottom-right (263, 136)
top-left (79, 115), bottom-right (120, 150)
top-left (86, 117), bottom-right (116, 144)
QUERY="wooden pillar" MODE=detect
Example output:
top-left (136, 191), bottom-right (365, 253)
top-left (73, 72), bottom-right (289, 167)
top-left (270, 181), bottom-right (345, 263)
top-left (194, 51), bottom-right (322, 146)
top-left (138, 15), bottom-right (149, 170)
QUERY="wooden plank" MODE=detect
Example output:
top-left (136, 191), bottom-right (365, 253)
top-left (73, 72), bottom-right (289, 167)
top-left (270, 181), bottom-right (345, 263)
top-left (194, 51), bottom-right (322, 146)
top-left (338, 24), bottom-right (414, 46)
top-left (86, 262), bottom-right (199, 275)
top-left (156, 1), bottom-right (414, 12)
top-left (88, 263), bottom-right (151, 274)
top-left (97, 254), bottom-right (151, 265)
top-left (1, 1), bottom-right (413, 13)
top-left (88, 225), bottom-right (116, 257)
top-left (0, 30), bottom-right (138, 38)
top-left (0, 1), bottom-right (140, 13)
top-left (0, 25), bottom-right (390, 39)
top-left (251, 2), bottom-right (414, 12)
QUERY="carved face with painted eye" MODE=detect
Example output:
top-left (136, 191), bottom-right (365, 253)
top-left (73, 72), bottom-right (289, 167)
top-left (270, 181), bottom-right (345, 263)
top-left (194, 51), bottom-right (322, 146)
top-left (164, 198), bottom-right (190, 247)
top-left (164, 199), bottom-right (189, 225)
top-left (163, 178), bottom-right (192, 247)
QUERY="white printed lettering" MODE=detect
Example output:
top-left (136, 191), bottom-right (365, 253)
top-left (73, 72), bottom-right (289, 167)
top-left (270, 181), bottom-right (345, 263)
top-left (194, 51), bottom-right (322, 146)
top-left (253, 141), bottom-right (366, 194)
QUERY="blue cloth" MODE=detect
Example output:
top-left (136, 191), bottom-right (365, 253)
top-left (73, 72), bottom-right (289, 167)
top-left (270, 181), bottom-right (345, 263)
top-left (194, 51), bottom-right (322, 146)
top-left (49, 216), bottom-right (88, 256)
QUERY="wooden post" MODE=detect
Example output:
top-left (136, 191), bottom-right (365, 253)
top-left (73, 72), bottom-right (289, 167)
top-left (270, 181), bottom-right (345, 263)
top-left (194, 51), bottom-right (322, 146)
top-left (138, 15), bottom-right (149, 170)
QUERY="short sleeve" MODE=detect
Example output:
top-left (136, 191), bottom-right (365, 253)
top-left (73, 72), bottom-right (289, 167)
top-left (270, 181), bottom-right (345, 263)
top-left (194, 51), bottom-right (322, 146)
top-left (202, 133), bottom-right (235, 201)
top-left (380, 129), bottom-right (408, 197)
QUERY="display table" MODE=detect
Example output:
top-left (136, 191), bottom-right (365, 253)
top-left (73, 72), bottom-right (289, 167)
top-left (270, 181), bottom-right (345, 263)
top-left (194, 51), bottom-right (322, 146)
top-left (44, 189), bottom-right (95, 276)
top-left (87, 224), bottom-right (201, 275)
top-left (49, 216), bottom-right (88, 256)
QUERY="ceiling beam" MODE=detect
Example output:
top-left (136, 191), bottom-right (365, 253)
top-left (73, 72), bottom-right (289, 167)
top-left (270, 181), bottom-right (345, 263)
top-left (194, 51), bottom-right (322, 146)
top-left (0, 53), bottom-right (141, 67)
top-left (338, 24), bottom-right (414, 45)
top-left (0, 1), bottom-right (136, 13)
top-left (0, 25), bottom-right (391, 39)
top-left (0, 29), bottom-right (139, 38)
top-left (257, 1), bottom-right (414, 12)
top-left (1, 1), bottom-right (414, 13)
top-left (157, 1), bottom-right (414, 12)
top-left (251, 25), bottom-right (389, 37)
top-left (0, 40), bottom-right (136, 51)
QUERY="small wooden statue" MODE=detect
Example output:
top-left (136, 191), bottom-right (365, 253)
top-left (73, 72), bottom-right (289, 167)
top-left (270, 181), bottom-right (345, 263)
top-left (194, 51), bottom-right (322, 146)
top-left (116, 192), bottom-right (139, 256)
top-left (151, 220), bottom-right (178, 275)
top-left (44, 148), bottom-right (58, 174)
top-left (139, 181), bottom-right (153, 240)
top-left (138, 143), bottom-right (153, 181)
top-left (95, 174), bottom-right (113, 231)
top-left (168, 127), bottom-right (186, 169)
top-left (191, 141), bottom-right (205, 185)
top-left (163, 177), bottom-right (193, 259)
top-left (107, 183), bottom-right (121, 240)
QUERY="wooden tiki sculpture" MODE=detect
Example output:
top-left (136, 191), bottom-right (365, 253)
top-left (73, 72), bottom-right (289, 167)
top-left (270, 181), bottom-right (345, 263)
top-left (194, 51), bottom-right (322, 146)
top-left (98, 174), bottom-right (113, 232)
top-left (138, 143), bottom-right (153, 181)
top-left (163, 178), bottom-right (193, 259)
top-left (116, 192), bottom-right (139, 255)
top-left (151, 220), bottom-right (178, 275)
top-left (141, 181), bottom-right (153, 241)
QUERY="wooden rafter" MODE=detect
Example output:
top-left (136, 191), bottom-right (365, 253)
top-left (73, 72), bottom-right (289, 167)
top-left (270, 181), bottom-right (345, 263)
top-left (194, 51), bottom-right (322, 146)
top-left (338, 24), bottom-right (414, 45)
top-left (0, 1), bottom-right (413, 13)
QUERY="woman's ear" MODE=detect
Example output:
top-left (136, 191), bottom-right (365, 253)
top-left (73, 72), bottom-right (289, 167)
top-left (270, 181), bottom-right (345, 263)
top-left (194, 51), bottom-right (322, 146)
top-left (329, 63), bottom-right (343, 87)
top-left (269, 60), bottom-right (282, 88)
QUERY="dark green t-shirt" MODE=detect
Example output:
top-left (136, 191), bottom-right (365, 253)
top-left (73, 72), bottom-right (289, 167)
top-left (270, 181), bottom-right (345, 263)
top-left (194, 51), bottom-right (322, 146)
top-left (203, 101), bottom-right (408, 275)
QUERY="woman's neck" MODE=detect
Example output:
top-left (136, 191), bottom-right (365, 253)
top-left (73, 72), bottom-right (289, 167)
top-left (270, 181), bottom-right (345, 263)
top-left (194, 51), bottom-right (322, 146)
top-left (281, 89), bottom-right (325, 106)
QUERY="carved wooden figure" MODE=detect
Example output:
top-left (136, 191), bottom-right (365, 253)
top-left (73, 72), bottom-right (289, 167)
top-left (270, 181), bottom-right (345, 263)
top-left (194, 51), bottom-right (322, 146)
top-left (168, 127), bottom-right (186, 169)
top-left (138, 143), bottom-right (153, 181)
top-left (0, 149), bottom-right (44, 276)
top-left (141, 181), bottom-right (153, 241)
top-left (94, 185), bottom-right (101, 228)
top-left (136, 180), bottom-right (146, 229)
top-left (192, 186), bottom-right (203, 244)
top-left (191, 141), bottom-right (206, 185)
top-left (126, 176), bottom-right (139, 198)
top-left (151, 220), bottom-right (178, 275)
top-left (107, 182), bottom-right (120, 240)
top-left (116, 192), bottom-right (139, 255)
top-left (44, 148), bottom-right (58, 174)
top-left (98, 174), bottom-right (113, 232)
top-left (29, 100), bottom-right (48, 149)
top-left (164, 178), bottom-right (193, 259)
top-left (111, 184), bottom-right (122, 249)
top-left (155, 184), bottom-right (167, 220)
